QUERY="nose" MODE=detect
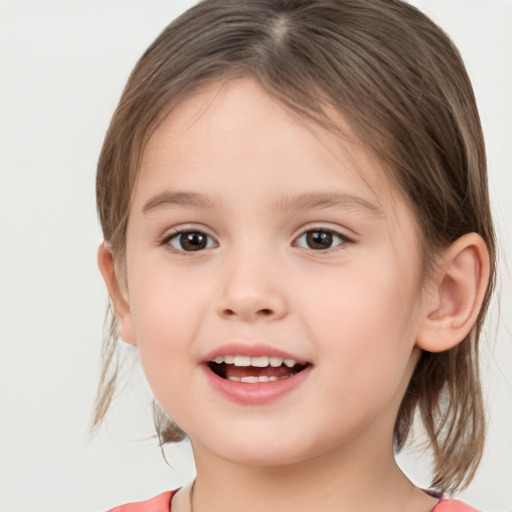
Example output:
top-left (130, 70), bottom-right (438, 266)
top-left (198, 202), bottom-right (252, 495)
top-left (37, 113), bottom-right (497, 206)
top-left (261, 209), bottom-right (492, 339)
top-left (216, 252), bottom-right (288, 322)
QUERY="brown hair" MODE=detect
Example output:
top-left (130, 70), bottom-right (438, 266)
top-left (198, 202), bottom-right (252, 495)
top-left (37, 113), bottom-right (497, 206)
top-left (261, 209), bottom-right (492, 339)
top-left (94, 0), bottom-right (496, 493)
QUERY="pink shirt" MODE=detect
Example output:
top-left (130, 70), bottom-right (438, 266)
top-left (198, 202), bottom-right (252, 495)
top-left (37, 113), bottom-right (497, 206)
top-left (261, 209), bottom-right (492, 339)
top-left (108, 490), bottom-right (481, 511)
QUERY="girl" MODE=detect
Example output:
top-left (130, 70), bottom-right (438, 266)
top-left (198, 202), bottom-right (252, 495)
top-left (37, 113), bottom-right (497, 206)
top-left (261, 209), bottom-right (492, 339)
top-left (94, 0), bottom-right (496, 510)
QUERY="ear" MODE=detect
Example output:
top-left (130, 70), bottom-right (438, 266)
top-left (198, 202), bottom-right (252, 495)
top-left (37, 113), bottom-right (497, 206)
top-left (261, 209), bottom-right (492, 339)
top-left (416, 233), bottom-right (490, 353)
top-left (97, 243), bottom-right (137, 345)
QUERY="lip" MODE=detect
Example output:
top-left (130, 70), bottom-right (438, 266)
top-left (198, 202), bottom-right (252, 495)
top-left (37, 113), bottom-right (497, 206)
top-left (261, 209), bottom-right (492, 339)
top-left (201, 342), bottom-right (311, 405)
top-left (202, 362), bottom-right (312, 405)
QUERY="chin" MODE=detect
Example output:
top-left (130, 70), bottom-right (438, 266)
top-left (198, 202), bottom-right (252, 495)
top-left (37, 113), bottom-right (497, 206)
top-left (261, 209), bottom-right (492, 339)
top-left (192, 427), bottom-right (339, 469)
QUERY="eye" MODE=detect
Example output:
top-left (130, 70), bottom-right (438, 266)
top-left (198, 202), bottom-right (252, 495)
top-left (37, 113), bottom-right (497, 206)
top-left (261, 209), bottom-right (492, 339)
top-left (165, 230), bottom-right (217, 252)
top-left (294, 229), bottom-right (346, 251)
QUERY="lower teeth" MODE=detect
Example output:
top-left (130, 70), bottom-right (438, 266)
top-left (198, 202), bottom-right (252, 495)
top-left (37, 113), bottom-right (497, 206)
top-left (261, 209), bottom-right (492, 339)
top-left (228, 374), bottom-right (293, 383)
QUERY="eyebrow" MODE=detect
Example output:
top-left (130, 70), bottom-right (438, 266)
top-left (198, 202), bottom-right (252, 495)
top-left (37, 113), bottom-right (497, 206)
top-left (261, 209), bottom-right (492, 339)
top-left (142, 191), bottom-right (214, 213)
top-left (276, 192), bottom-right (383, 216)
top-left (142, 190), bottom-right (383, 217)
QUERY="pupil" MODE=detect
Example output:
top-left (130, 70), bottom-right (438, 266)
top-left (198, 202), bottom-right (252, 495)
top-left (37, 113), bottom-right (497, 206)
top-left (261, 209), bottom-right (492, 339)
top-left (307, 231), bottom-right (332, 249)
top-left (181, 232), bottom-right (206, 251)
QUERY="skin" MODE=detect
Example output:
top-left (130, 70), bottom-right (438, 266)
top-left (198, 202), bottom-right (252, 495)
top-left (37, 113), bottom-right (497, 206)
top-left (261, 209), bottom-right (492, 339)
top-left (99, 78), bottom-right (490, 511)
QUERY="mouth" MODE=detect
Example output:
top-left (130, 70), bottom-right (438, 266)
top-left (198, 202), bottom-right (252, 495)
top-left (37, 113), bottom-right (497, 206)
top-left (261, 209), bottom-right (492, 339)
top-left (207, 355), bottom-right (309, 383)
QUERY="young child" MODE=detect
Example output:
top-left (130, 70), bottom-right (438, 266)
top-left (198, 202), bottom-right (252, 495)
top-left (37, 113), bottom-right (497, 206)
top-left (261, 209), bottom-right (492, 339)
top-left (93, 0), bottom-right (496, 510)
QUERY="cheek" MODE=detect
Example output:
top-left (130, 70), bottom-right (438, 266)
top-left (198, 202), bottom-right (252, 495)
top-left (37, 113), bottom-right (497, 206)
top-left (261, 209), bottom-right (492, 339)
top-left (129, 250), bottom-right (210, 331)
top-left (301, 259), bottom-right (419, 394)
top-left (127, 262), bottom-right (208, 390)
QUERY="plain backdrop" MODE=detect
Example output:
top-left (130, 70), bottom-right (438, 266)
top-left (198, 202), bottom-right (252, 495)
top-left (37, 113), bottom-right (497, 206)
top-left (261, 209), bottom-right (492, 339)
top-left (0, 1), bottom-right (511, 511)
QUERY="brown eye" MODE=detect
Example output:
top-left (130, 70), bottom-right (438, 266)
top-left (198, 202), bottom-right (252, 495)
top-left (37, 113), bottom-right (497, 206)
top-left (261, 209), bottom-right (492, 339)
top-left (168, 231), bottom-right (216, 252)
top-left (295, 230), bottom-right (345, 250)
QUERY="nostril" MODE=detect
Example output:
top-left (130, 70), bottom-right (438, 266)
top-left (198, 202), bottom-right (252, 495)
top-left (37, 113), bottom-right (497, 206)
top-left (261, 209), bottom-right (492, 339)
top-left (219, 305), bottom-right (278, 319)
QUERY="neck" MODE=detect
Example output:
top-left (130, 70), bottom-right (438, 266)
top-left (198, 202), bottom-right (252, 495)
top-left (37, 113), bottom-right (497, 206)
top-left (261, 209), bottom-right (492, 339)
top-left (188, 435), bottom-right (424, 512)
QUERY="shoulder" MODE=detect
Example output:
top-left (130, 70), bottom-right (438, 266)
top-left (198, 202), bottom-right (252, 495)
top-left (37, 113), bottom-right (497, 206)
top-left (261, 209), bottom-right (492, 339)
top-left (432, 498), bottom-right (481, 512)
top-left (108, 490), bottom-right (176, 512)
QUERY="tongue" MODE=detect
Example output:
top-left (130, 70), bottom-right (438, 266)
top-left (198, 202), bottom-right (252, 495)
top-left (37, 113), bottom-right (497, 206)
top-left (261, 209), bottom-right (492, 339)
top-left (224, 365), bottom-right (293, 380)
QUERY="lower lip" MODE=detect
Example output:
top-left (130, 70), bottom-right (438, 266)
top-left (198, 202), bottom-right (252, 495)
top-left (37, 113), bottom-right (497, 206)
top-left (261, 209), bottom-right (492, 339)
top-left (202, 364), bottom-right (312, 405)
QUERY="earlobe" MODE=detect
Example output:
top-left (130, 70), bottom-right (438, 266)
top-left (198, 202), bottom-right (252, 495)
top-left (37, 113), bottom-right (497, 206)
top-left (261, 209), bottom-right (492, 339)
top-left (416, 233), bottom-right (490, 353)
top-left (97, 243), bottom-right (137, 345)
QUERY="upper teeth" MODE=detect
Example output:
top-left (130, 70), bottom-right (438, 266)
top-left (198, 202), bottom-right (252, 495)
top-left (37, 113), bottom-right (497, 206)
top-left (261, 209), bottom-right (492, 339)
top-left (212, 355), bottom-right (297, 368)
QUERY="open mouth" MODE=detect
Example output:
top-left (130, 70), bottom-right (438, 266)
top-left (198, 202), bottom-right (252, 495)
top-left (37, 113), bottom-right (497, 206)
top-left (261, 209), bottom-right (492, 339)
top-left (207, 355), bottom-right (309, 383)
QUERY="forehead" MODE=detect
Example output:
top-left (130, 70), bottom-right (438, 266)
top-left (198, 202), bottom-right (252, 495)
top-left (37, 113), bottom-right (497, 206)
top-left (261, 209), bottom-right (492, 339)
top-left (138, 78), bottom-right (399, 208)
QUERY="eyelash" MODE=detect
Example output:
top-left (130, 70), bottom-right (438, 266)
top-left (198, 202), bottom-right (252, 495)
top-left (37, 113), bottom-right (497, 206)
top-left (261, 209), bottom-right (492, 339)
top-left (160, 227), bottom-right (352, 253)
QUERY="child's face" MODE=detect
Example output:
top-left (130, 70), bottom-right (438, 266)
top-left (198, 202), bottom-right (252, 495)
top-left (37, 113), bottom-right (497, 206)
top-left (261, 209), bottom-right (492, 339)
top-left (120, 78), bottom-right (429, 467)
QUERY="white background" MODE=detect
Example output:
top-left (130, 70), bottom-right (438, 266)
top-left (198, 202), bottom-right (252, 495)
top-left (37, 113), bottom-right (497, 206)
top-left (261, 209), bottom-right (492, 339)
top-left (0, 1), bottom-right (510, 511)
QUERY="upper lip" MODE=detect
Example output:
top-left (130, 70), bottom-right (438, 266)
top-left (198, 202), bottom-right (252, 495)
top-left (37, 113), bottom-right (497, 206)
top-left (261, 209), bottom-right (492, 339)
top-left (202, 342), bottom-right (309, 365)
